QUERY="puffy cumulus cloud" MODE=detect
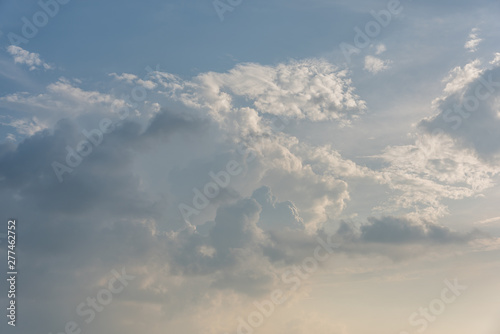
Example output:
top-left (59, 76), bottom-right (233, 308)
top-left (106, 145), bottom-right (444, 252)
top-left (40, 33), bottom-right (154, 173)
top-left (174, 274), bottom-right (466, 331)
top-left (440, 59), bottom-right (483, 95)
top-left (244, 135), bottom-right (354, 230)
top-left (165, 188), bottom-right (313, 284)
top-left (363, 55), bottom-right (391, 74)
top-left (163, 127), bottom-right (365, 231)
top-left (7, 45), bottom-right (52, 70)
top-left (0, 60), bottom-right (367, 233)
top-left (0, 117), bottom-right (489, 334)
top-left (152, 59), bottom-right (366, 123)
top-left (153, 187), bottom-right (484, 313)
top-left (293, 142), bottom-right (375, 179)
top-left (0, 55), bottom-right (496, 334)
top-left (252, 186), bottom-right (304, 231)
top-left (420, 59), bottom-right (500, 161)
top-left (464, 28), bottom-right (482, 52)
top-left (166, 184), bottom-right (484, 286)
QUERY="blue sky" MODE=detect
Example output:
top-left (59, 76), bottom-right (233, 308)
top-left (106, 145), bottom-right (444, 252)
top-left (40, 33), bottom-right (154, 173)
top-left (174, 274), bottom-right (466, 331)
top-left (1, 1), bottom-right (500, 333)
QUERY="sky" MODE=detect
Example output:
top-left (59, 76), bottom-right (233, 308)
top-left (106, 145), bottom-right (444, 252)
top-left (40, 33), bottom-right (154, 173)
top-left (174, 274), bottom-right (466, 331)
top-left (1, 0), bottom-right (500, 333)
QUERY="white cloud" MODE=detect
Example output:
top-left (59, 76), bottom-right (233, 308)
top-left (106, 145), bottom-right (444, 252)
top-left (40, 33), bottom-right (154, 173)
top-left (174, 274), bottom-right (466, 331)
top-left (137, 79), bottom-right (157, 89)
top-left (375, 55), bottom-right (500, 220)
top-left (0, 78), bottom-right (129, 130)
top-left (490, 52), bottom-right (500, 65)
top-left (474, 216), bottom-right (500, 226)
top-left (7, 45), bottom-right (52, 71)
top-left (441, 59), bottom-right (483, 95)
top-left (464, 28), bottom-right (482, 52)
top-left (363, 55), bottom-right (391, 74)
top-left (0, 116), bottom-right (48, 136)
top-left (109, 72), bottom-right (156, 89)
top-left (153, 59), bottom-right (366, 123)
top-left (109, 72), bottom-right (138, 83)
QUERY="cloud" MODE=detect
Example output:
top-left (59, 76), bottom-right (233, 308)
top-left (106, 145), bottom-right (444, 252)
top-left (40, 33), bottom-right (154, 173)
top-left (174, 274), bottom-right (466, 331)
top-left (0, 78), bottom-right (129, 130)
top-left (420, 62), bottom-right (500, 160)
top-left (0, 105), bottom-right (490, 334)
top-left (110, 72), bottom-right (157, 89)
top-left (0, 116), bottom-right (48, 136)
top-left (360, 216), bottom-right (480, 244)
top-left (464, 28), bottom-right (482, 52)
top-left (0, 53), bottom-right (497, 334)
top-left (374, 133), bottom-right (498, 221)
top-left (364, 55), bottom-right (391, 74)
top-left (364, 56), bottom-right (500, 222)
top-left (0, 61), bottom-right (367, 234)
top-left (109, 72), bottom-right (138, 83)
top-left (7, 45), bottom-right (52, 70)
top-left (252, 186), bottom-right (304, 231)
top-left (473, 216), bottom-right (500, 226)
top-left (441, 59), bottom-right (483, 95)
top-left (491, 52), bottom-right (500, 65)
top-left (152, 59), bottom-right (366, 123)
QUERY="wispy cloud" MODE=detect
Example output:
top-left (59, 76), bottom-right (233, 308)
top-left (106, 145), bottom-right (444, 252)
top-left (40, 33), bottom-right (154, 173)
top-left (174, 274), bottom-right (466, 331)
top-left (7, 45), bottom-right (52, 71)
top-left (464, 28), bottom-right (482, 52)
top-left (473, 216), bottom-right (500, 225)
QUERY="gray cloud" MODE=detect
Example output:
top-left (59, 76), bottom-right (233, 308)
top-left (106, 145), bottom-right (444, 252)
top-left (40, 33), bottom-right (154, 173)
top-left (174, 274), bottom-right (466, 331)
top-left (420, 66), bottom-right (500, 161)
top-left (360, 216), bottom-right (482, 244)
